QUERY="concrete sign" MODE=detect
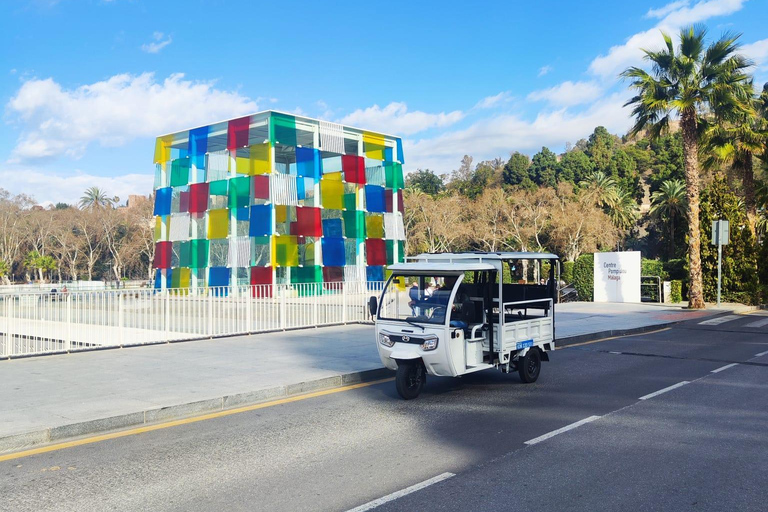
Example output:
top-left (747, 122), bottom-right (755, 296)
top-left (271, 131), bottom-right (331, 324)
top-left (593, 251), bottom-right (641, 303)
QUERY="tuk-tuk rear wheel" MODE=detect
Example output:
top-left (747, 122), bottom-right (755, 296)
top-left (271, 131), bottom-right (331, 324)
top-left (518, 348), bottom-right (541, 383)
top-left (395, 360), bottom-right (425, 400)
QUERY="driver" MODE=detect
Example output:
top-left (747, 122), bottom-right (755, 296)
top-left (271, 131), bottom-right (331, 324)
top-left (429, 276), bottom-right (470, 322)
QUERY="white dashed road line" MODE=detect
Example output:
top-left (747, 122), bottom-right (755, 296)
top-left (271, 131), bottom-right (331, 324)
top-left (346, 473), bottom-right (455, 512)
top-left (744, 317), bottom-right (768, 329)
top-left (525, 416), bottom-right (601, 446)
top-left (698, 315), bottom-right (740, 326)
top-left (639, 381), bottom-right (690, 400)
top-left (710, 363), bottom-right (739, 373)
top-left (755, 350), bottom-right (768, 358)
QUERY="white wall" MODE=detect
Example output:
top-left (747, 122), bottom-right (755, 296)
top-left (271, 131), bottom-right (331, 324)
top-left (593, 252), bottom-right (641, 303)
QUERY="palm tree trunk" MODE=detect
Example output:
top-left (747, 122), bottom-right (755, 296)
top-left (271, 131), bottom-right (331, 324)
top-left (669, 211), bottom-right (675, 260)
top-left (681, 110), bottom-right (705, 309)
top-left (741, 153), bottom-right (756, 236)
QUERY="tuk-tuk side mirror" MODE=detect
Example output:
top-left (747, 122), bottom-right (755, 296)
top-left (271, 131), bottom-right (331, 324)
top-left (368, 296), bottom-right (378, 317)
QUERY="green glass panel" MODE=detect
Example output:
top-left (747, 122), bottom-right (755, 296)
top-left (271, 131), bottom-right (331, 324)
top-left (274, 236), bottom-right (298, 267)
top-left (179, 241), bottom-right (191, 268)
top-left (189, 239), bottom-right (209, 268)
top-left (170, 159), bottom-right (190, 187)
top-left (229, 176), bottom-right (251, 209)
top-left (342, 210), bottom-right (365, 238)
top-left (209, 179), bottom-right (228, 196)
top-left (386, 240), bottom-right (395, 265)
top-left (385, 162), bottom-right (404, 190)
top-left (343, 192), bottom-right (357, 211)
top-left (270, 113), bottom-right (297, 147)
top-left (291, 266), bottom-right (322, 284)
top-left (397, 240), bottom-right (405, 263)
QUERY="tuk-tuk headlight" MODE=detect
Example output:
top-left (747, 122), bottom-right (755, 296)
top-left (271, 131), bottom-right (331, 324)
top-left (379, 334), bottom-right (394, 347)
top-left (421, 338), bottom-right (438, 351)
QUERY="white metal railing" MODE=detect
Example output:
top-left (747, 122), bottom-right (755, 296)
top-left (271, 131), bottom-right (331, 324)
top-left (0, 281), bottom-right (385, 359)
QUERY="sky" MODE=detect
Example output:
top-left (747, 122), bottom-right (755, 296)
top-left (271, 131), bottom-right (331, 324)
top-left (2, 0), bottom-right (768, 206)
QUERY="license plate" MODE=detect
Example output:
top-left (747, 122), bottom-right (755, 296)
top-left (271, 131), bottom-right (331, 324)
top-left (516, 339), bottom-right (534, 350)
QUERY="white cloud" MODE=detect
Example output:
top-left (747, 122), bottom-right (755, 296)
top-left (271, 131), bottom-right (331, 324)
top-left (6, 72), bottom-right (258, 162)
top-left (337, 102), bottom-right (464, 136)
top-left (474, 92), bottom-right (512, 109)
top-left (645, 0), bottom-right (691, 18)
top-left (405, 93), bottom-right (632, 172)
top-left (141, 32), bottom-right (172, 54)
top-left (0, 168), bottom-right (153, 206)
top-left (538, 65), bottom-right (553, 77)
top-left (590, 0), bottom-right (747, 78)
top-left (527, 81), bottom-right (603, 107)
top-left (742, 38), bottom-right (768, 67)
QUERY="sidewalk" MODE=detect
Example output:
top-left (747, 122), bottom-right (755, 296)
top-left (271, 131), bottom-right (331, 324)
top-left (0, 302), bottom-right (752, 453)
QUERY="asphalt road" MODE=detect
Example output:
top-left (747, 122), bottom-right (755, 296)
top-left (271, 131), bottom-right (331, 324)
top-left (2, 313), bottom-right (767, 512)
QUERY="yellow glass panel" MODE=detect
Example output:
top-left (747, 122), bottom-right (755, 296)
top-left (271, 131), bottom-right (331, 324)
top-left (154, 217), bottom-right (163, 241)
top-left (153, 135), bottom-right (173, 166)
top-left (208, 209), bottom-right (229, 239)
top-left (363, 132), bottom-right (386, 160)
top-left (273, 235), bottom-right (298, 267)
top-left (366, 214), bottom-right (384, 238)
top-left (250, 143), bottom-right (271, 175)
top-left (321, 179), bottom-right (344, 209)
top-left (275, 205), bottom-right (287, 223)
top-left (305, 242), bottom-right (315, 266)
top-left (323, 171), bottom-right (342, 181)
top-left (178, 267), bottom-right (191, 288)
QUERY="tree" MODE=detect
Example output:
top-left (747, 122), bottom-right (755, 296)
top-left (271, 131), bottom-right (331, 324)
top-left (548, 184), bottom-right (618, 261)
top-left (579, 171), bottom-right (617, 208)
top-left (622, 25), bottom-right (752, 309)
top-left (405, 169), bottom-right (444, 196)
top-left (503, 152), bottom-right (532, 186)
top-left (650, 179), bottom-right (688, 258)
top-left (530, 147), bottom-right (558, 188)
top-left (79, 186), bottom-right (117, 210)
top-left (557, 149), bottom-right (594, 184)
top-left (0, 189), bottom-right (34, 284)
top-left (585, 126), bottom-right (619, 172)
top-left (23, 251), bottom-right (57, 282)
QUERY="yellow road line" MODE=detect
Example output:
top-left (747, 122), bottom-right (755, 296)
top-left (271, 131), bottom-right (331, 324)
top-left (562, 327), bottom-right (671, 349)
top-left (0, 377), bottom-right (394, 463)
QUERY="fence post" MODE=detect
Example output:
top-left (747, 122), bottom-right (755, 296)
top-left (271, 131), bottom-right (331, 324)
top-left (280, 285), bottom-right (286, 330)
top-left (65, 294), bottom-right (72, 352)
top-left (207, 288), bottom-right (213, 337)
top-left (164, 290), bottom-right (170, 342)
top-left (342, 282), bottom-right (347, 324)
top-left (2, 298), bottom-right (10, 358)
top-left (246, 286), bottom-right (253, 333)
top-left (118, 292), bottom-right (124, 347)
top-left (313, 283), bottom-right (318, 327)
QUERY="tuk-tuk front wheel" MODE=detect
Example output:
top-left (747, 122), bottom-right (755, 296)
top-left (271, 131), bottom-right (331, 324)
top-left (518, 348), bottom-right (541, 383)
top-left (395, 360), bottom-right (425, 400)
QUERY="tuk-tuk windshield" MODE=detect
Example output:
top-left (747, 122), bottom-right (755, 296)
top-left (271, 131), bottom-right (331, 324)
top-left (379, 273), bottom-right (461, 325)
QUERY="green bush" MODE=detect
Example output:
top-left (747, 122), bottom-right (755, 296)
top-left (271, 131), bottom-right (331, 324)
top-left (670, 280), bottom-right (682, 303)
top-left (561, 261), bottom-right (574, 284)
top-left (573, 253), bottom-right (594, 301)
top-left (641, 258), bottom-right (668, 279)
top-left (663, 259), bottom-right (686, 281)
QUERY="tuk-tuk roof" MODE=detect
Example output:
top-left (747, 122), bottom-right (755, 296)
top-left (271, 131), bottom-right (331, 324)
top-left (411, 251), bottom-right (559, 261)
top-left (387, 262), bottom-right (496, 273)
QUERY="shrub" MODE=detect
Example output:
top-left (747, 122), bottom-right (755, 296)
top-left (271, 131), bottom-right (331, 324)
top-left (573, 253), bottom-right (594, 301)
top-left (561, 261), bottom-right (574, 284)
top-left (641, 258), bottom-right (668, 279)
top-left (670, 280), bottom-right (682, 303)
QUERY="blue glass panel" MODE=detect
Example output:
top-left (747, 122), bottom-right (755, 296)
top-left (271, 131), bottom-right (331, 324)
top-left (154, 187), bottom-right (172, 216)
top-left (249, 204), bottom-right (272, 236)
top-left (321, 238), bottom-right (345, 266)
top-left (296, 147), bottom-right (320, 179)
top-left (189, 126), bottom-right (209, 169)
top-left (384, 147), bottom-right (393, 162)
top-left (396, 138), bottom-right (405, 164)
top-left (366, 265), bottom-right (384, 282)
top-left (322, 218), bottom-right (343, 238)
top-left (365, 185), bottom-right (386, 213)
top-left (236, 207), bottom-right (250, 221)
top-left (154, 269), bottom-right (163, 289)
top-left (208, 267), bottom-right (230, 287)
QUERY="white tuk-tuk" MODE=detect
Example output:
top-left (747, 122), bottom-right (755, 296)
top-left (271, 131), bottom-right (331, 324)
top-left (369, 252), bottom-right (559, 399)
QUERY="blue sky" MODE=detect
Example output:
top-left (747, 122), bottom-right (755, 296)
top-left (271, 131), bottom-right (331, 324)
top-left (2, 0), bottom-right (767, 205)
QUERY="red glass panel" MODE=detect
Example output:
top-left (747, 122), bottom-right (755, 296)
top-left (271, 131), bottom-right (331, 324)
top-left (228, 116), bottom-right (250, 150)
top-left (188, 183), bottom-right (209, 213)
top-left (342, 155), bottom-right (366, 184)
top-left (253, 175), bottom-right (270, 199)
top-left (153, 241), bottom-right (172, 268)
top-left (365, 238), bottom-right (387, 266)
top-left (295, 206), bottom-right (322, 236)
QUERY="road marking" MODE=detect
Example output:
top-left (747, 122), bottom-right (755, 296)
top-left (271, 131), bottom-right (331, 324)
top-left (524, 416), bottom-right (601, 446)
top-left (639, 381), bottom-right (690, 400)
top-left (698, 315), bottom-right (740, 326)
top-left (0, 377), bottom-right (394, 463)
top-left (563, 328), bottom-right (670, 348)
top-left (609, 351), bottom-right (622, 355)
top-left (710, 363), bottom-right (739, 373)
top-left (755, 350), bottom-right (768, 358)
top-left (346, 472), bottom-right (455, 512)
top-left (744, 317), bottom-right (768, 328)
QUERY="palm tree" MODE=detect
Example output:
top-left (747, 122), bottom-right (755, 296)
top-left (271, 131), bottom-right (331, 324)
top-left (78, 187), bottom-right (115, 210)
top-left (650, 179), bottom-right (687, 258)
top-left (579, 171), bottom-right (617, 207)
top-left (621, 25), bottom-right (751, 309)
top-left (605, 188), bottom-right (639, 233)
top-left (702, 81), bottom-right (766, 235)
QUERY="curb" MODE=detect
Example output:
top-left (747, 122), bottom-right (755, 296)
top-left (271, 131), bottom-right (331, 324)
top-left (0, 367), bottom-right (394, 456)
